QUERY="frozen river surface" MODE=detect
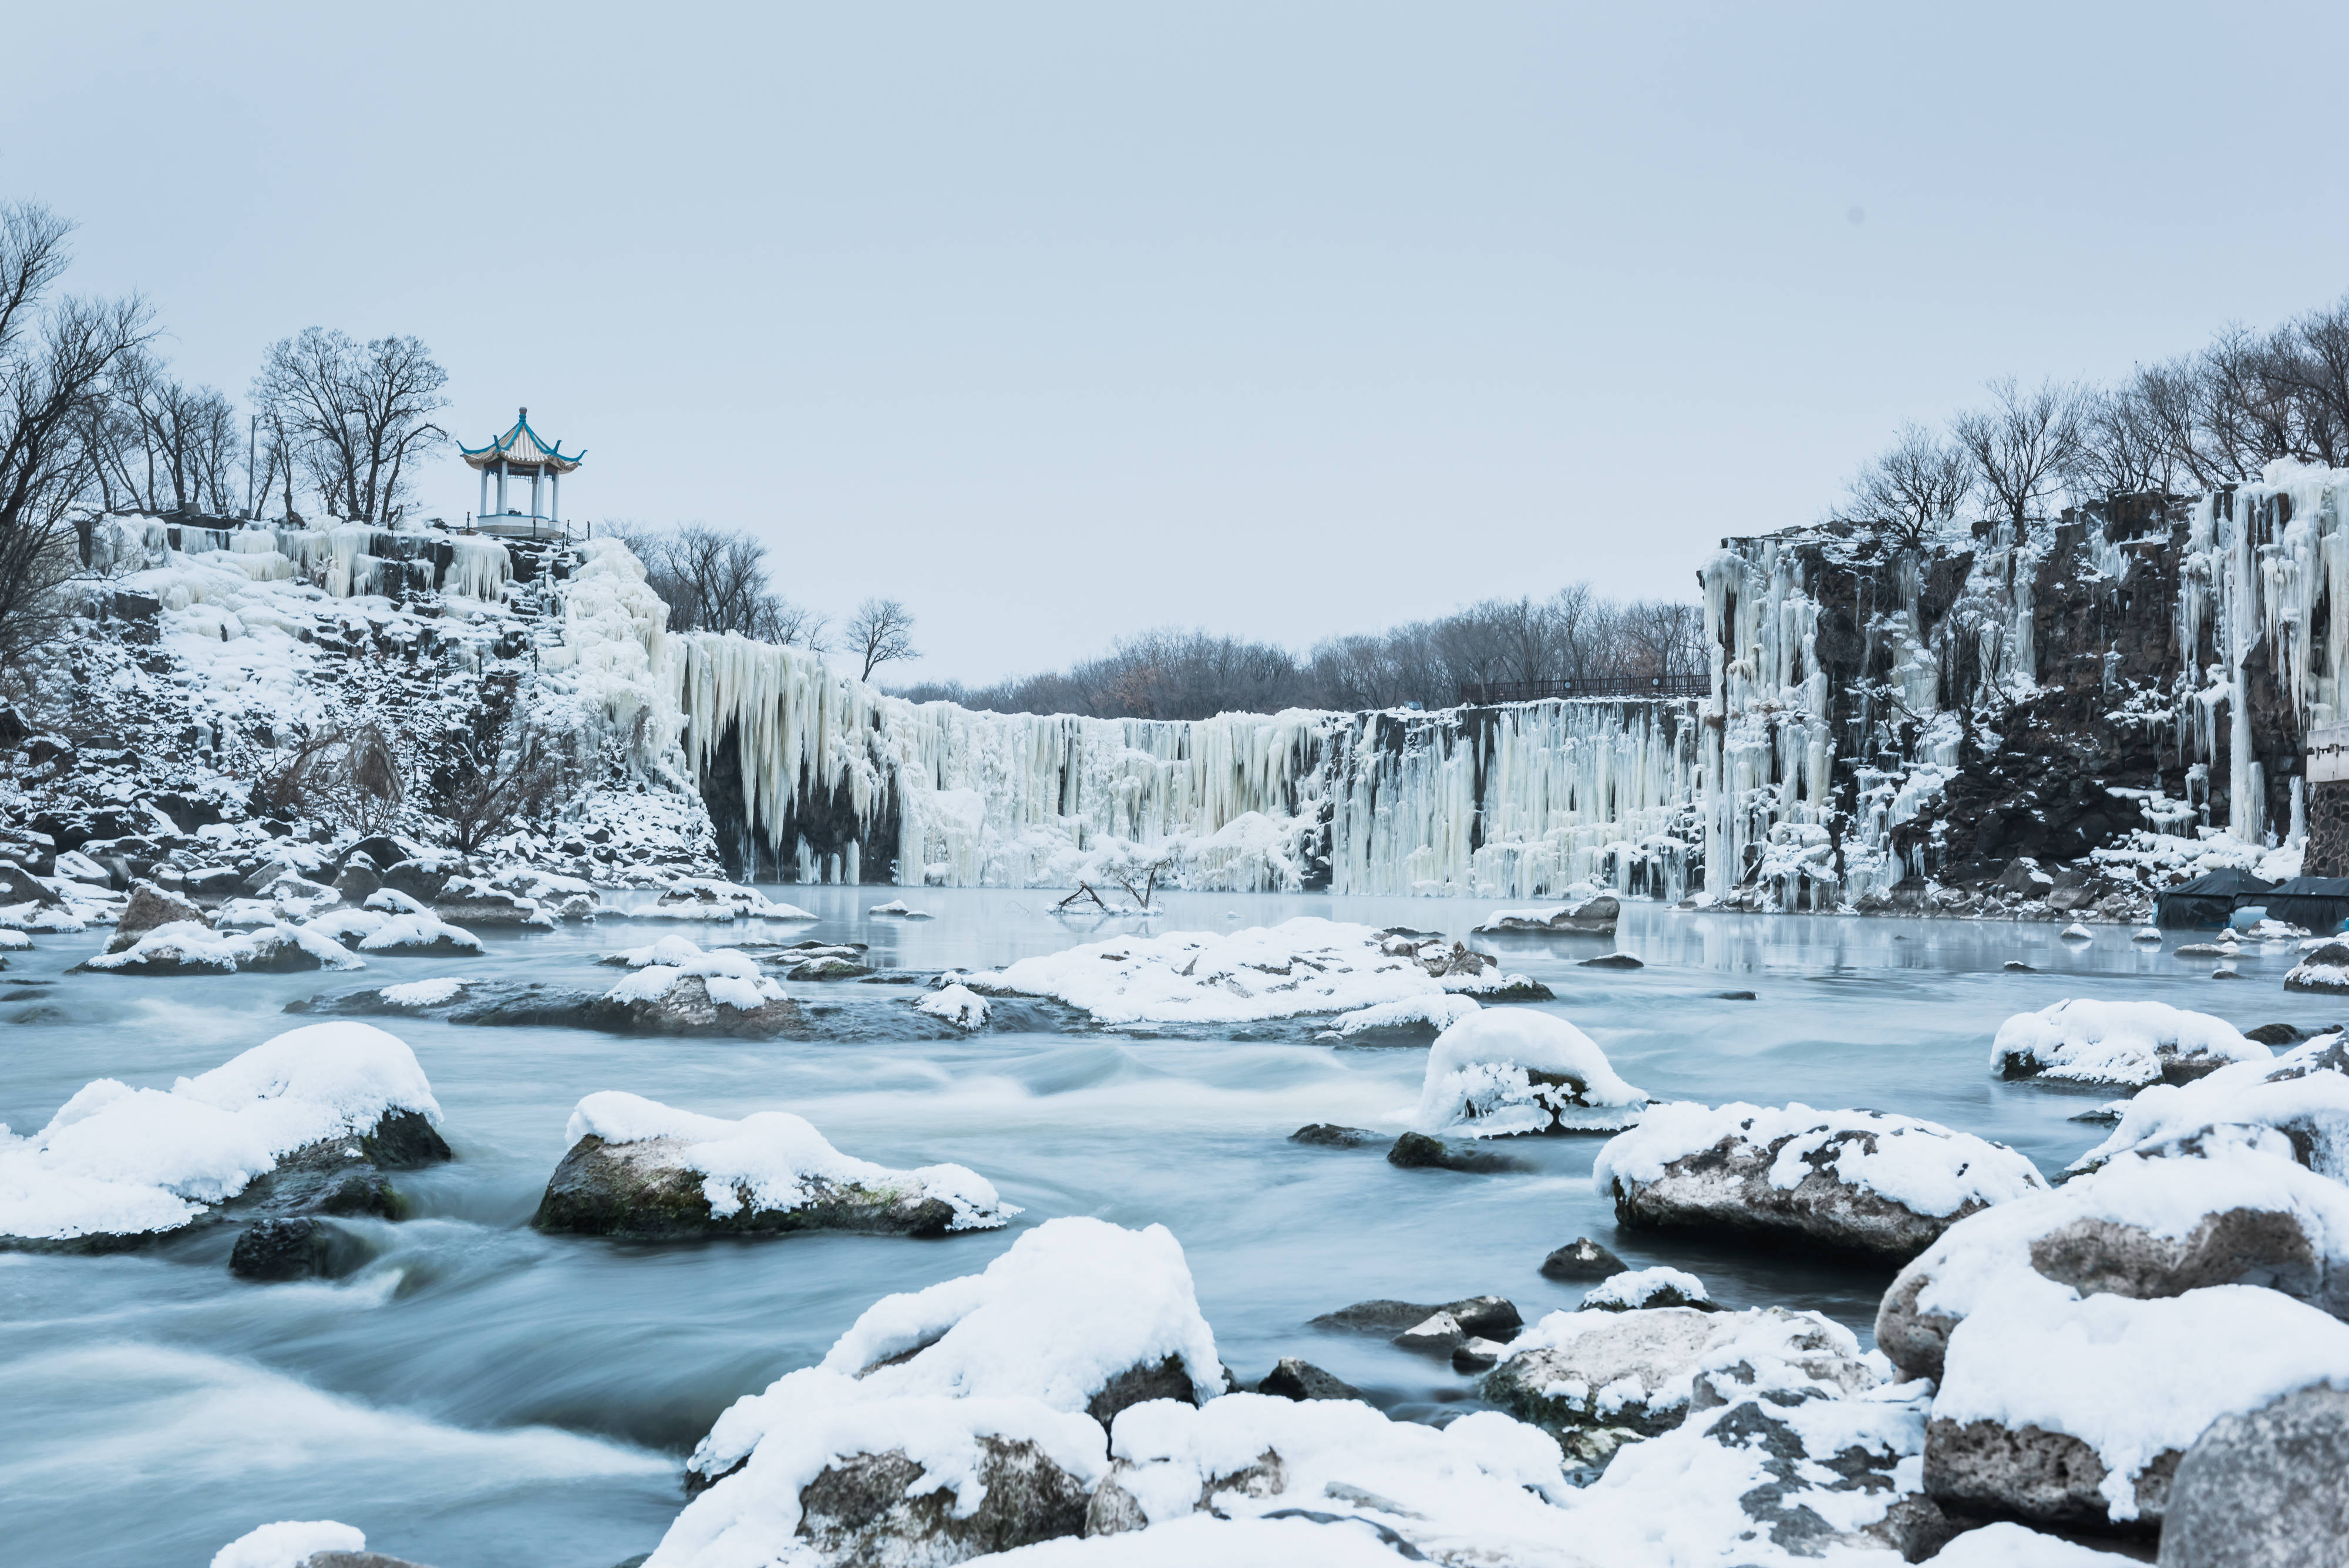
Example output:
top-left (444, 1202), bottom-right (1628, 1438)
top-left (2, 890), bottom-right (2331, 1567)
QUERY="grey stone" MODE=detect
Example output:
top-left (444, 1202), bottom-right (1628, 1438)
top-left (1924, 1415), bottom-right (2175, 1535)
top-left (1085, 1355), bottom-right (1199, 1432)
top-left (1392, 1311), bottom-right (1466, 1354)
top-left (2158, 1383), bottom-right (2349, 1568)
top-left (1578, 952), bottom-right (1645, 969)
top-left (1310, 1295), bottom-right (1522, 1340)
top-left (0, 859), bottom-right (56, 906)
top-left (1289, 1123), bottom-right (1382, 1147)
top-left (788, 955), bottom-right (876, 981)
top-left (107, 883), bottom-right (207, 949)
top-left (1257, 1357), bottom-right (1363, 1401)
top-left (793, 1436), bottom-right (1089, 1564)
top-left (1386, 1132), bottom-right (1529, 1173)
top-left (229, 1216), bottom-right (374, 1283)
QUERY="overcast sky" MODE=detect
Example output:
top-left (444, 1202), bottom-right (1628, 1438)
top-left (8, 2), bottom-right (2347, 684)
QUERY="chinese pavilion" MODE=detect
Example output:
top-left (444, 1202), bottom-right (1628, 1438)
top-left (460, 407), bottom-right (585, 534)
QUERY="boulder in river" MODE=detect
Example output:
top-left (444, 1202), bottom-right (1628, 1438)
top-left (1386, 1131), bottom-right (1531, 1172)
top-left (1594, 1101), bottom-right (2048, 1264)
top-left (2287, 940), bottom-right (2349, 995)
top-left (1578, 951), bottom-right (1644, 969)
top-left (1924, 1284), bottom-right (2349, 1536)
top-left (1256, 1357), bottom-right (1364, 1401)
top-left (1540, 1236), bottom-right (1628, 1280)
top-left (106, 882), bottom-right (206, 949)
top-left (228, 1216), bottom-right (376, 1282)
top-left (1876, 1141), bottom-right (2349, 1384)
top-left (1991, 998), bottom-right (2270, 1088)
top-left (1479, 1305), bottom-right (1877, 1461)
top-left (2155, 1383), bottom-right (2349, 1568)
top-left (1412, 1008), bottom-right (1648, 1138)
top-left (2067, 1030), bottom-right (2349, 1179)
top-left (667, 1217), bottom-right (1220, 1563)
top-left (1581, 1266), bottom-right (1715, 1313)
top-left (1309, 1294), bottom-right (1523, 1340)
top-left (78, 918), bottom-right (364, 975)
top-left (1473, 889), bottom-right (1620, 936)
top-left (1288, 1123), bottom-right (1382, 1148)
top-left (0, 1021), bottom-right (447, 1254)
top-left (531, 1091), bottom-right (1015, 1239)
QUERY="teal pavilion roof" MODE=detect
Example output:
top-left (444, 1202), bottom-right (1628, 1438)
top-left (460, 408), bottom-right (585, 473)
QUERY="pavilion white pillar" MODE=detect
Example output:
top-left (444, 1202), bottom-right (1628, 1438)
top-left (530, 467), bottom-right (543, 521)
top-left (550, 470), bottom-right (560, 529)
top-left (477, 466), bottom-right (489, 522)
top-left (496, 459), bottom-right (508, 515)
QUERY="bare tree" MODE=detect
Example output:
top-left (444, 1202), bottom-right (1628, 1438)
top-left (0, 203), bottom-right (152, 684)
top-left (423, 678), bottom-right (571, 853)
top-left (253, 327), bottom-right (448, 523)
top-left (607, 520), bottom-right (827, 645)
top-left (1950, 376), bottom-right (2090, 537)
top-left (1845, 422), bottom-right (1975, 546)
top-left (846, 596), bottom-right (918, 681)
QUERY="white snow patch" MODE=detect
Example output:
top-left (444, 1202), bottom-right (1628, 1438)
top-left (1991, 999), bottom-right (2268, 1088)
top-left (210, 1519), bottom-right (367, 1568)
top-left (1414, 1009), bottom-right (1647, 1136)
top-left (915, 984), bottom-right (990, 1029)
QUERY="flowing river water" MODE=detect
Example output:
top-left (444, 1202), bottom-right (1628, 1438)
top-left (4, 892), bottom-right (2335, 1567)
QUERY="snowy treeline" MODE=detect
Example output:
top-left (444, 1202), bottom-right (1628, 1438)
top-left (894, 589), bottom-right (1707, 721)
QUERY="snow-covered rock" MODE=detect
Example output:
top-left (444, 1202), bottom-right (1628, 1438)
top-left (0, 1021), bottom-right (446, 1247)
top-left (1594, 1102), bottom-right (2047, 1264)
top-left (106, 882), bottom-right (206, 948)
top-left (78, 918), bottom-right (364, 975)
top-left (630, 877), bottom-right (814, 922)
top-left (1479, 1305), bottom-right (1879, 1462)
top-left (962, 917), bottom-right (1547, 1028)
top-left (1924, 1284), bottom-right (2349, 1532)
top-left (916, 983), bottom-right (990, 1030)
top-left (431, 874), bottom-right (554, 928)
top-left (2156, 1384), bottom-right (2349, 1568)
top-left (592, 945), bottom-right (803, 1035)
top-left (653, 1219), bottom-right (1220, 1566)
top-left (208, 1519), bottom-right (368, 1568)
top-left (2070, 1032), bottom-right (2349, 1177)
top-left (2061, 922), bottom-right (2094, 941)
top-left (1317, 992), bottom-right (1482, 1042)
top-left (1991, 998), bottom-right (2269, 1088)
top-left (1473, 886), bottom-right (1621, 936)
top-left (305, 907), bottom-right (484, 956)
top-left (1583, 1267), bottom-right (1714, 1313)
top-left (2285, 938), bottom-right (2349, 994)
top-left (1075, 1394), bottom-right (1573, 1561)
top-left (1877, 1143), bottom-right (2349, 1382)
top-left (1411, 1008), bottom-right (1648, 1136)
top-left (532, 1091), bottom-right (1014, 1239)
top-left (870, 898), bottom-right (931, 918)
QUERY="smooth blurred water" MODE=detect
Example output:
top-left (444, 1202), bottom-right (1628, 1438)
top-left (1, 892), bottom-right (2332, 1567)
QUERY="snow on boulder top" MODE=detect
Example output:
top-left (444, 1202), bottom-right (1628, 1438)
top-left (598, 943), bottom-right (785, 1011)
top-left (1992, 999), bottom-right (2269, 1088)
top-left (1934, 1284), bottom-right (2349, 1524)
top-left (209, 1519), bottom-right (367, 1568)
top-left (869, 899), bottom-right (932, 918)
top-left (564, 1091), bottom-right (1012, 1233)
top-left (0, 1022), bottom-right (438, 1241)
top-left (1596, 1102), bottom-right (2048, 1220)
top-left (1076, 1395), bottom-right (1571, 1556)
top-left (1413, 1008), bottom-right (1647, 1137)
top-left (80, 919), bottom-right (365, 975)
top-left (304, 908), bottom-right (483, 955)
top-left (631, 878), bottom-right (814, 922)
top-left (915, 983), bottom-right (990, 1029)
top-left (664, 1218), bottom-right (1221, 1563)
top-left (1323, 992), bottom-right (1482, 1039)
top-left (1582, 1266), bottom-right (1712, 1312)
top-left (965, 917), bottom-right (1539, 1027)
top-left (2070, 1032), bottom-right (2349, 1176)
top-left (1880, 1142), bottom-right (2349, 1380)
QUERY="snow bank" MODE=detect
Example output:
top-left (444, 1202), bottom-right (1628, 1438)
top-left (210, 1519), bottom-right (366, 1568)
top-left (658, 1219), bottom-right (1220, 1567)
top-left (1596, 1101), bottom-right (2047, 1219)
top-left (1323, 992), bottom-right (1482, 1039)
top-left (81, 919), bottom-right (364, 974)
top-left (378, 976), bottom-right (468, 1008)
top-left (1935, 1284), bottom-right (2349, 1522)
top-left (966, 918), bottom-right (1536, 1027)
top-left (1991, 998), bottom-right (2267, 1087)
top-left (1921, 1522), bottom-right (2119, 1567)
top-left (1413, 1009), bottom-right (1647, 1136)
top-left (565, 1091), bottom-right (1011, 1231)
top-left (0, 1022), bottom-right (438, 1240)
top-left (305, 907), bottom-right (483, 955)
top-left (2073, 1034), bottom-right (2349, 1176)
top-left (1496, 1304), bottom-right (1876, 1434)
top-left (916, 983), bottom-right (990, 1029)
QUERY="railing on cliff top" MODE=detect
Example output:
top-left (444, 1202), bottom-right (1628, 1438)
top-left (1458, 674), bottom-right (1708, 705)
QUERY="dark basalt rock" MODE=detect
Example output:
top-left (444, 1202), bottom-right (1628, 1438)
top-left (1386, 1131), bottom-right (1530, 1173)
top-left (1289, 1123), bottom-right (1382, 1148)
top-left (228, 1216), bottom-right (375, 1283)
top-left (530, 1134), bottom-right (965, 1240)
top-left (1309, 1294), bottom-right (1522, 1341)
top-left (1085, 1355), bottom-right (1199, 1431)
top-left (1578, 952), bottom-right (1644, 970)
top-left (1924, 1416), bottom-right (2176, 1537)
top-left (1540, 1236), bottom-right (1628, 1281)
top-left (445, 978), bottom-right (807, 1038)
top-left (2242, 1021), bottom-right (2310, 1047)
top-left (1257, 1357), bottom-right (1363, 1402)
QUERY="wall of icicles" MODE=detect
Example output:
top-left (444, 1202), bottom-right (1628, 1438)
top-left (1695, 460), bottom-right (2349, 909)
top-left (665, 633), bottom-right (1700, 896)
